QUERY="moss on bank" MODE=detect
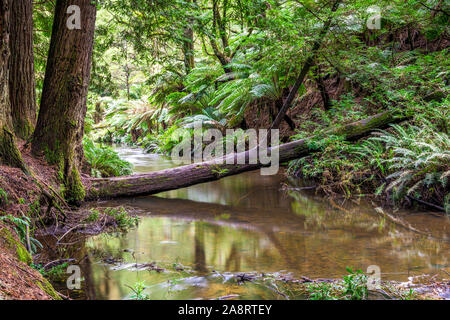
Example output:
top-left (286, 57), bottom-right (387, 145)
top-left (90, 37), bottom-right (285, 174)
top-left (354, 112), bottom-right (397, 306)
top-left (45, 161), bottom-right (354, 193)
top-left (0, 225), bottom-right (61, 300)
top-left (0, 226), bottom-right (32, 265)
top-left (35, 278), bottom-right (61, 300)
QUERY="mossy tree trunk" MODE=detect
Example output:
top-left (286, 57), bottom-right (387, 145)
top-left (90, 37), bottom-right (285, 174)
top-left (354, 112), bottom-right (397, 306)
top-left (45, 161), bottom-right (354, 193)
top-left (9, 0), bottom-right (37, 140)
top-left (32, 0), bottom-right (97, 204)
top-left (0, 0), bottom-right (27, 171)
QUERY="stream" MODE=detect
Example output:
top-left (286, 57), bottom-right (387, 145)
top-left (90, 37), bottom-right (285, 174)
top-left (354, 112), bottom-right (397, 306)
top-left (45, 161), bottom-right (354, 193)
top-left (42, 146), bottom-right (449, 300)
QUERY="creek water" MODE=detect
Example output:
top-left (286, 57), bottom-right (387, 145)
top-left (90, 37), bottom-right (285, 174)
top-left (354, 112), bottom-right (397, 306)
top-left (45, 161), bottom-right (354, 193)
top-left (45, 146), bottom-right (449, 300)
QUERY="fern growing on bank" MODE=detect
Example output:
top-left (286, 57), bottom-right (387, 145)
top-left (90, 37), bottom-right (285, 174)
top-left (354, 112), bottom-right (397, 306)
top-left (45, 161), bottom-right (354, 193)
top-left (357, 124), bottom-right (449, 212)
top-left (288, 122), bottom-right (449, 212)
top-left (83, 139), bottom-right (133, 178)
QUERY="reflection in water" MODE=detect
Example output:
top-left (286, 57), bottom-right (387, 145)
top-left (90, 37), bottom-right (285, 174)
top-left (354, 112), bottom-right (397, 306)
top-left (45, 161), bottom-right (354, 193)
top-left (48, 146), bottom-right (449, 300)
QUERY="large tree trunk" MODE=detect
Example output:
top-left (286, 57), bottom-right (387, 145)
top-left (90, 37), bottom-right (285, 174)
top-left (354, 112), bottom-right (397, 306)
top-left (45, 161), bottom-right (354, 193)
top-left (32, 0), bottom-right (97, 204)
top-left (86, 111), bottom-right (404, 200)
top-left (9, 0), bottom-right (37, 139)
top-left (0, 0), bottom-right (27, 171)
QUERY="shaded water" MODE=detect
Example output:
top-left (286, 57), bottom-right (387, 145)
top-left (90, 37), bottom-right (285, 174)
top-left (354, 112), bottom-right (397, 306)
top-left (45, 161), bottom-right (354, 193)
top-left (47, 146), bottom-right (450, 300)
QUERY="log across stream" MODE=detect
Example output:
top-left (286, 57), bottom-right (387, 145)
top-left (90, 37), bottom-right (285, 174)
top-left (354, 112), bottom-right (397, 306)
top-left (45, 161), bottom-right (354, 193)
top-left (86, 111), bottom-right (404, 200)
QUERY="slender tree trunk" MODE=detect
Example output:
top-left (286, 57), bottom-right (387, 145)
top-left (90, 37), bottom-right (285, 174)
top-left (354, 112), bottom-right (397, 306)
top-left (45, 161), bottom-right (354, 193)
top-left (270, 0), bottom-right (341, 130)
top-left (0, 0), bottom-right (27, 170)
top-left (124, 41), bottom-right (130, 100)
top-left (274, 97), bottom-right (296, 130)
top-left (32, 0), bottom-right (97, 204)
top-left (183, 26), bottom-right (195, 74)
top-left (315, 65), bottom-right (331, 111)
top-left (9, 0), bottom-right (37, 139)
top-left (94, 102), bottom-right (102, 124)
top-left (86, 111), bottom-right (404, 200)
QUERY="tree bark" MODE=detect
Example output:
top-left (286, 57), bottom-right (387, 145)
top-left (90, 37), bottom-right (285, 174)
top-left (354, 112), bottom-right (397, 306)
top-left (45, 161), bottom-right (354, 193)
top-left (86, 111), bottom-right (404, 200)
top-left (32, 0), bottom-right (97, 204)
top-left (9, 0), bottom-right (37, 139)
top-left (315, 65), bottom-right (331, 111)
top-left (270, 0), bottom-right (341, 130)
top-left (0, 0), bottom-right (27, 171)
top-left (182, 4), bottom-right (195, 76)
top-left (274, 97), bottom-right (296, 130)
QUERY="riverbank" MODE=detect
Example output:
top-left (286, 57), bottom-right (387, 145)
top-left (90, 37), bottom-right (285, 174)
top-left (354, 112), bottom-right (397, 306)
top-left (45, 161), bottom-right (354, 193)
top-left (0, 140), bottom-right (143, 299)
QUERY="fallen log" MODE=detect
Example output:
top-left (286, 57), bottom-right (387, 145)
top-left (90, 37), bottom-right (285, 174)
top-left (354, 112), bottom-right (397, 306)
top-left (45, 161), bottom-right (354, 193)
top-left (86, 111), bottom-right (405, 200)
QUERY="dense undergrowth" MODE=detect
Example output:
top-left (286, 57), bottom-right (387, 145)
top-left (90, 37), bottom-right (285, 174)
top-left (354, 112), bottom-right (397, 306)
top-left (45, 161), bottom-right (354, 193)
top-left (287, 48), bottom-right (449, 212)
top-left (83, 139), bottom-right (132, 178)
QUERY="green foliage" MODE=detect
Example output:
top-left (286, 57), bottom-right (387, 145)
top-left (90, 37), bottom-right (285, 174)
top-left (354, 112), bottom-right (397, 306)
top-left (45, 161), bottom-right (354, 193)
top-left (342, 267), bottom-right (368, 300)
top-left (288, 135), bottom-right (372, 197)
top-left (289, 121), bottom-right (449, 210)
top-left (84, 209), bottom-right (100, 223)
top-left (33, 1), bottom-right (54, 99)
top-left (307, 282), bottom-right (339, 300)
top-left (129, 281), bottom-right (150, 300)
top-left (32, 262), bottom-right (69, 281)
top-left (105, 207), bottom-right (139, 231)
top-left (306, 267), bottom-right (368, 300)
top-left (357, 123), bottom-right (449, 210)
top-left (83, 139), bottom-right (133, 177)
top-left (141, 125), bottom-right (188, 155)
top-left (181, 107), bottom-right (227, 131)
top-left (0, 188), bottom-right (8, 206)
